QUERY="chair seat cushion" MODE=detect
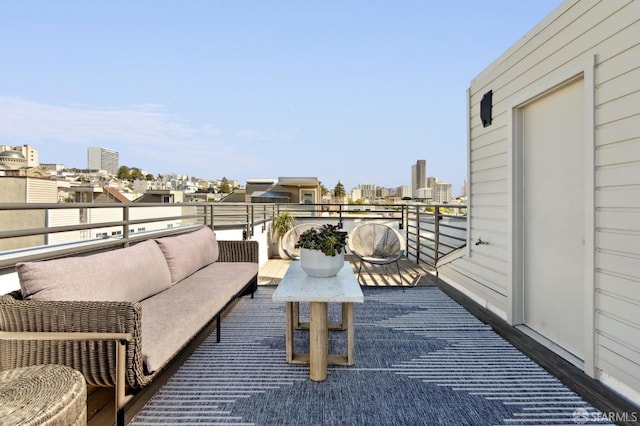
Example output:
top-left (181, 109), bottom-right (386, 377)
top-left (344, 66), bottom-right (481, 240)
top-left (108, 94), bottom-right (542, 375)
top-left (139, 261), bottom-right (258, 373)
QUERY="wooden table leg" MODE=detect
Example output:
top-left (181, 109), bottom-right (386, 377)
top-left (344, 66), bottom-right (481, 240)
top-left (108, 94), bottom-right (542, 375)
top-left (345, 302), bottom-right (355, 365)
top-left (293, 302), bottom-right (300, 329)
top-left (309, 301), bottom-right (328, 381)
top-left (341, 302), bottom-right (348, 329)
top-left (285, 302), bottom-right (294, 363)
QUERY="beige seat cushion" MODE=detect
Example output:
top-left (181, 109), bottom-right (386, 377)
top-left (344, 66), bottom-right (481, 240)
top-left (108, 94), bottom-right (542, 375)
top-left (139, 262), bottom-right (258, 373)
top-left (17, 240), bottom-right (172, 302)
top-left (155, 227), bottom-right (220, 285)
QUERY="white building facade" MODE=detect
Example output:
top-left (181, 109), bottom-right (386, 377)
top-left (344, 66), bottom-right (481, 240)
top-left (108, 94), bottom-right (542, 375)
top-left (87, 147), bottom-right (119, 175)
top-left (438, 0), bottom-right (640, 404)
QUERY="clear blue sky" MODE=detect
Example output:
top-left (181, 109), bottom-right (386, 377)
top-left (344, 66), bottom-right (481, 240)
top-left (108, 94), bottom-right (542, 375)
top-left (0, 0), bottom-right (562, 195)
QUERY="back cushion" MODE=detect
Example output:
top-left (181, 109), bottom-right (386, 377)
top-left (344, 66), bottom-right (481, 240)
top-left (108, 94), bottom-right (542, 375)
top-left (17, 239), bottom-right (172, 302)
top-left (155, 226), bottom-right (219, 285)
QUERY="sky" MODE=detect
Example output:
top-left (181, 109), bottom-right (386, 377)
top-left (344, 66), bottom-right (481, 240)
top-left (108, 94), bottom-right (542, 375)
top-left (0, 0), bottom-right (563, 195)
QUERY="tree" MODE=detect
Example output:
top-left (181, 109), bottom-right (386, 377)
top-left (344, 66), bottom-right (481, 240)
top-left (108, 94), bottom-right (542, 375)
top-left (130, 167), bottom-right (145, 181)
top-left (333, 181), bottom-right (346, 198)
top-left (219, 177), bottom-right (231, 194)
top-left (116, 166), bottom-right (130, 180)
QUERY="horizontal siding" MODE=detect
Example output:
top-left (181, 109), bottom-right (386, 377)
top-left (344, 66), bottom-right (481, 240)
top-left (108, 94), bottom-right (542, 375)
top-left (597, 66), bottom-right (640, 105)
top-left (469, 206), bottom-right (508, 221)
top-left (468, 216), bottom-right (508, 234)
top-left (597, 185), bottom-right (640, 208)
top-left (597, 292), bottom-right (640, 333)
top-left (48, 209), bottom-right (92, 244)
top-left (471, 142), bottom-right (508, 163)
top-left (597, 90), bottom-right (640, 125)
top-left (442, 0), bottom-right (640, 402)
top-left (86, 208), bottom-right (122, 223)
top-left (597, 340), bottom-right (640, 392)
top-left (597, 161), bottom-right (640, 188)
top-left (47, 209), bottom-right (81, 227)
top-left (598, 209), bottom-right (640, 233)
top-left (469, 180), bottom-right (507, 196)
top-left (437, 261), bottom-right (508, 309)
top-left (593, 0), bottom-right (639, 400)
top-left (596, 115), bottom-right (640, 146)
top-left (26, 179), bottom-right (57, 203)
top-left (597, 139), bottom-right (640, 168)
top-left (598, 230), bottom-right (640, 256)
top-left (598, 250), bottom-right (640, 279)
top-left (597, 270), bottom-right (640, 302)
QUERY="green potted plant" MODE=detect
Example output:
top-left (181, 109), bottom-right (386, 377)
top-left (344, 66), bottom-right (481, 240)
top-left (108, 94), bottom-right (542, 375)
top-left (271, 211), bottom-right (295, 258)
top-left (295, 224), bottom-right (348, 277)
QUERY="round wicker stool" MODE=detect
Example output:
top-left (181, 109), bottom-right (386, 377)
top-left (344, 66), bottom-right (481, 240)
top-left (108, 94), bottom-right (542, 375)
top-left (0, 364), bottom-right (86, 425)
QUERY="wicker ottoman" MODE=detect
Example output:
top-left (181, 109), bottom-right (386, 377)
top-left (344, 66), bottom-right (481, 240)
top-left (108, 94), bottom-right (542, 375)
top-left (0, 364), bottom-right (86, 425)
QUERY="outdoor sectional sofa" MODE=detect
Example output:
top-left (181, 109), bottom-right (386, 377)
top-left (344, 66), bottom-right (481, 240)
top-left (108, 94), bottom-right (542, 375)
top-left (0, 225), bottom-right (258, 424)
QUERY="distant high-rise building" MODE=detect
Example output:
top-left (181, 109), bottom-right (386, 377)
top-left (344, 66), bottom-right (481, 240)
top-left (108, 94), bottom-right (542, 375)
top-left (357, 184), bottom-right (377, 199)
top-left (397, 185), bottom-right (412, 199)
top-left (88, 147), bottom-right (119, 175)
top-left (416, 187), bottom-right (432, 200)
top-left (426, 176), bottom-right (437, 189)
top-left (433, 182), bottom-right (452, 204)
top-left (412, 159), bottom-right (426, 198)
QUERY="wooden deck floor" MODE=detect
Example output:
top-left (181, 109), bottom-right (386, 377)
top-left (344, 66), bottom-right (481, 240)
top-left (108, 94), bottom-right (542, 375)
top-left (259, 255), bottom-right (437, 287)
top-left (87, 257), bottom-right (638, 425)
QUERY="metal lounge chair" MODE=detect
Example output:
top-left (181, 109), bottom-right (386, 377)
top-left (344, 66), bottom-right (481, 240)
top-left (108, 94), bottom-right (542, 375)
top-left (281, 223), bottom-right (323, 260)
top-left (348, 223), bottom-right (406, 289)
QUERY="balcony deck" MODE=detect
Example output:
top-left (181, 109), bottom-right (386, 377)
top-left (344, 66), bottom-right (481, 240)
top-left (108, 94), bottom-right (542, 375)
top-left (257, 256), bottom-right (436, 287)
top-left (86, 256), bottom-right (436, 425)
top-left (85, 257), bottom-right (637, 425)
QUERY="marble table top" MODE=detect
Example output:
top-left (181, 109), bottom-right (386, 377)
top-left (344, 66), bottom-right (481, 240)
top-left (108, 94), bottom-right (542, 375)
top-left (272, 261), bottom-right (364, 303)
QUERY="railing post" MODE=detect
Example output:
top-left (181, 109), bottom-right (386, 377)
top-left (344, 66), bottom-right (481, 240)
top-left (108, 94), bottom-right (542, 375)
top-left (123, 206), bottom-right (130, 247)
top-left (210, 203), bottom-right (215, 229)
top-left (249, 204), bottom-right (254, 238)
top-left (434, 205), bottom-right (440, 266)
top-left (244, 204), bottom-right (250, 240)
top-left (415, 206), bottom-right (421, 264)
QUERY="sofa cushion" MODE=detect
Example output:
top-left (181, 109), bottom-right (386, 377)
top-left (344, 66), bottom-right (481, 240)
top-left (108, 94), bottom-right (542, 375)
top-left (155, 226), bottom-right (219, 285)
top-left (17, 240), bottom-right (172, 302)
top-left (139, 261), bottom-right (258, 373)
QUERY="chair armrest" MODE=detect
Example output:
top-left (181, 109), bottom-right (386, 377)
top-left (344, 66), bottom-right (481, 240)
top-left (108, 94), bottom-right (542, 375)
top-left (0, 294), bottom-right (149, 388)
top-left (0, 330), bottom-right (132, 343)
top-left (218, 240), bottom-right (258, 263)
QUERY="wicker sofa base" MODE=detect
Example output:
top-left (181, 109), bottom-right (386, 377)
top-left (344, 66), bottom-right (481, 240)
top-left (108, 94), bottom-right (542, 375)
top-left (0, 229), bottom-right (258, 426)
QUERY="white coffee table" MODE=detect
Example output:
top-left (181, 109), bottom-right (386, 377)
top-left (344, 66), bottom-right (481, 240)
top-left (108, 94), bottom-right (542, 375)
top-left (272, 261), bottom-right (364, 381)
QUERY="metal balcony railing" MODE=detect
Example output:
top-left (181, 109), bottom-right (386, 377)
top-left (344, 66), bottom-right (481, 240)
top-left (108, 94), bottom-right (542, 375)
top-left (0, 202), bottom-right (466, 272)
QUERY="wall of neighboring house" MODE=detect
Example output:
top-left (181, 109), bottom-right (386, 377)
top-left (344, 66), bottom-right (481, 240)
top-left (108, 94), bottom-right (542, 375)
top-left (438, 0), bottom-right (640, 404)
top-left (0, 178), bottom-right (52, 251)
top-left (47, 206), bottom-right (191, 245)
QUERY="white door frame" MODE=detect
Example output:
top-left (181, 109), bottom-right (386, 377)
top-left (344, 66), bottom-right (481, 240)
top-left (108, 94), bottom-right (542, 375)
top-left (506, 55), bottom-right (596, 376)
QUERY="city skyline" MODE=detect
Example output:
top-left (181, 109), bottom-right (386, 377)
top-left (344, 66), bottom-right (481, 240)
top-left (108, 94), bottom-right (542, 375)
top-left (0, 1), bottom-right (562, 193)
top-left (3, 142), bottom-right (456, 199)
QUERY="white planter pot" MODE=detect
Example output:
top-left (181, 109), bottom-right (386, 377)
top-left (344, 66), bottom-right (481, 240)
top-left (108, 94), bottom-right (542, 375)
top-left (299, 248), bottom-right (344, 278)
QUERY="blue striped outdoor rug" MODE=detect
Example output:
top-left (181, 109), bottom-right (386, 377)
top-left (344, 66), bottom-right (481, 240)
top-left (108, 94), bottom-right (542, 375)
top-left (130, 286), bottom-right (612, 425)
